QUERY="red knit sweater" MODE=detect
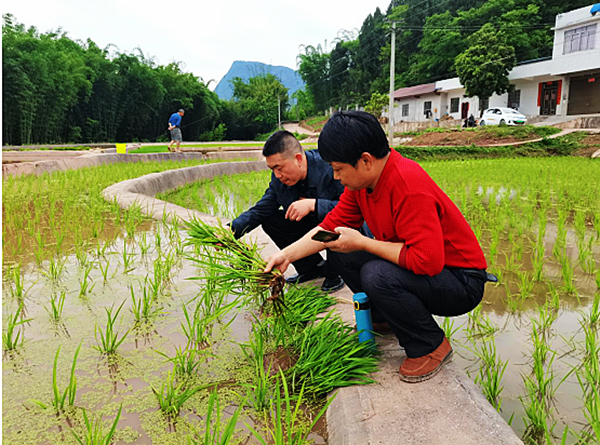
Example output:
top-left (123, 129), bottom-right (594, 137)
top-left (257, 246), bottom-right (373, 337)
top-left (320, 150), bottom-right (487, 276)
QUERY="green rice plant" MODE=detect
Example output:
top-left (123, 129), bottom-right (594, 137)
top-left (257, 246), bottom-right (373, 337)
top-left (559, 255), bottom-right (577, 295)
top-left (151, 370), bottom-right (204, 423)
top-left (121, 242), bottom-right (134, 273)
top-left (473, 337), bottom-right (508, 411)
top-left (466, 305), bottom-right (498, 340)
top-left (288, 312), bottom-right (378, 398)
top-left (247, 371), bottom-right (334, 445)
top-left (596, 269), bottom-right (600, 290)
top-left (180, 297), bottom-right (237, 350)
top-left (130, 284), bottom-right (162, 328)
top-left (188, 388), bottom-right (242, 445)
top-left (94, 302), bottom-right (129, 356)
top-left (240, 322), bottom-right (273, 412)
top-left (533, 303), bottom-right (558, 340)
top-left (32, 343), bottom-right (81, 414)
top-left (138, 232), bottom-right (150, 257)
top-left (79, 263), bottom-right (95, 297)
top-left (46, 291), bottom-right (66, 324)
top-left (2, 305), bottom-right (32, 355)
top-left (98, 260), bottom-right (110, 285)
top-left (517, 271), bottom-right (535, 300)
top-left (185, 219), bottom-right (286, 314)
top-left (531, 243), bottom-right (546, 282)
top-left (547, 282), bottom-right (561, 312)
top-left (156, 346), bottom-right (208, 382)
top-left (71, 404), bottom-right (122, 445)
top-left (441, 317), bottom-right (461, 342)
top-left (575, 325), bottom-right (600, 444)
top-left (266, 285), bottom-right (336, 327)
top-left (44, 256), bottom-right (66, 283)
top-left (8, 263), bottom-right (33, 304)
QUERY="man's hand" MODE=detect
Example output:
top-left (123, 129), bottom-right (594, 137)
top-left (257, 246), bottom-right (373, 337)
top-left (325, 227), bottom-right (367, 253)
top-left (265, 251), bottom-right (292, 274)
top-left (168, 125), bottom-right (173, 130)
top-left (285, 198), bottom-right (316, 222)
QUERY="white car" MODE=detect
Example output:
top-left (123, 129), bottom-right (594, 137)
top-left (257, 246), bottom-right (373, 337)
top-left (480, 107), bottom-right (527, 126)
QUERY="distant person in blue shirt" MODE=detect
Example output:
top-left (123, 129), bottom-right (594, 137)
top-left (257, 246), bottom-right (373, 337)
top-left (168, 109), bottom-right (184, 152)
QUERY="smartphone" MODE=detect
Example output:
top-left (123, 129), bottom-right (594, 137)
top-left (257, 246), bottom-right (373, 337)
top-left (311, 230), bottom-right (340, 242)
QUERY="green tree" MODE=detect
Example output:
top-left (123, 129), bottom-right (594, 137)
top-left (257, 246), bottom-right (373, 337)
top-left (455, 23), bottom-right (516, 101)
top-left (364, 92), bottom-right (389, 118)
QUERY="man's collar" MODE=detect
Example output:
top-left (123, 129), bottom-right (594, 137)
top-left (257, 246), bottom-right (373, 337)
top-left (304, 150), bottom-right (319, 188)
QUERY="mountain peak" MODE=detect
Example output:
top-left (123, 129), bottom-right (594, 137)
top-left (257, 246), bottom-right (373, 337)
top-left (215, 61), bottom-right (305, 101)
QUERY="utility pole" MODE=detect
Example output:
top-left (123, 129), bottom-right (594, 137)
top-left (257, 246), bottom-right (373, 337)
top-left (387, 21), bottom-right (396, 147)
top-left (278, 96), bottom-right (281, 130)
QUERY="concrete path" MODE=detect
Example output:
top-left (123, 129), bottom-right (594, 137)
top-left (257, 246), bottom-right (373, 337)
top-left (283, 122), bottom-right (318, 136)
top-left (100, 158), bottom-right (524, 445)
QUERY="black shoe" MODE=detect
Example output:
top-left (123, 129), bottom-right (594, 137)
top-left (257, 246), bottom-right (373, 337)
top-left (321, 276), bottom-right (345, 293)
top-left (285, 263), bottom-right (326, 285)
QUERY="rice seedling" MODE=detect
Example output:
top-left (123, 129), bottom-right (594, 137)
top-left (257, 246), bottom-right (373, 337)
top-left (466, 306), bottom-right (498, 340)
top-left (94, 302), bottom-right (129, 356)
top-left (121, 242), bottom-right (134, 273)
top-left (156, 346), bottom-right (208, 382)
top-left (185, 219), bottom-right (286, 314)
top-left (559, 255), bottom-right (577, 295)
top-left (46, 291), bottom-right (66, 325)
top-left (151, 370), bottom-right (205, 423)
top-left (288, 312), bottom-right (378, 398)
top-left (32, 343), bottom-right (81, 414)
top-left (441, 317), bottom-right (461, 342)
top-left (188, 388), bottom-right (243, 445)
top-left (473, 337), bottom-right (508, 411)
top-left (130, 284), bottom-right (162, 328)
top-left (181, 297), bottom-right (237, 350)
top-left (98, 259), bottom-right (111, 285)
top-left (575, 324), bottom-right (600, 444)
top-left (2, 305), bottom-right (32, 355)
top-left (8, 263), bottom-right (32, 304)
top-left (138, 232), bottom-right (150, 257)
top-left (79, 263), bottom-right (95, 297)
top-left (517, 271), bottom-right (534, 300)
top-left (248, 371), bottom-right (334, 445)
top-left (71, 404), bottom-right (122, 445)
top-left (240, 322), bottom-right (273, 412)
top-left (43, 255), bottom-right (66, 283)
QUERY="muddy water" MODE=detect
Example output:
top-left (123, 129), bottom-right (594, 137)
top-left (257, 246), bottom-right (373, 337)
top-left (2, 225), bottom-right (327, 444)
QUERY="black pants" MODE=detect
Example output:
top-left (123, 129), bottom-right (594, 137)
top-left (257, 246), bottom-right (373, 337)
top-left (262, 210), bottom-right (335, 278)
top-left (329, 250), bottom-right (485, 358)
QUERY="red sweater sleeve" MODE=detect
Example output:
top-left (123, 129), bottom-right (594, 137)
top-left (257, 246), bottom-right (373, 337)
top-left (320, 189), bottom-right (364, 231)
top-left (396, 192), bottom-right (445, 276)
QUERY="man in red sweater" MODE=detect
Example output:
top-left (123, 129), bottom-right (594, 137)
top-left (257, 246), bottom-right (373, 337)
top-left (266, 110), bottom-right (489, 382)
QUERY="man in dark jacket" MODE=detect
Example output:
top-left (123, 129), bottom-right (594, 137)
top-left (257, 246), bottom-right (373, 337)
top-left (230, 131), bottom-right (344, 292)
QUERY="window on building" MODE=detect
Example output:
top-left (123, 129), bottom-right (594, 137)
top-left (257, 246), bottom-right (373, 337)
top-left (423, 101), bottom-right (432, 114)
top-left (563, 24), bottom-right (597, 55)
top-left (507, 90), bottom-right (521, 109)
top-left (450, 97), bottom-right (459, 113)
top-left (402, 103), bottom-right (409, 117)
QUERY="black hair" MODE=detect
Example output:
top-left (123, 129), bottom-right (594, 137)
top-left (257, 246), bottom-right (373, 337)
top-left (318, 111), bottom-right (390, 165)
top-left (262, 130), bottom-right (302, 157)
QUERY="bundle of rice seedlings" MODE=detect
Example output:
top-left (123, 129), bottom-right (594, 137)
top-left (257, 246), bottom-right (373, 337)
top-left (185, 218), bottom-right (286, 314)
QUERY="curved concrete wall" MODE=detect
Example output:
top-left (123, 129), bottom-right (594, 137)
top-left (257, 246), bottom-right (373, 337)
top-left (102, 160), bottom-right (268, 225)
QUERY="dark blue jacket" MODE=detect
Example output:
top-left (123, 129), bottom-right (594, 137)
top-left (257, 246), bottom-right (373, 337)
top-left (231, 150), bottom-right (344, 238)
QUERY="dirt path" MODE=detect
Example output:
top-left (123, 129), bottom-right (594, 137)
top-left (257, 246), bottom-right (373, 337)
top-left (282, 122), bottom-right (317, 136)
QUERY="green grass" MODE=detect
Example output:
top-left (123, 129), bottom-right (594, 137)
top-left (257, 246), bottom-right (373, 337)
top-left (395, 133), bottom-right (585, 161)
top-left (396, 125), bottom-right (561, 139)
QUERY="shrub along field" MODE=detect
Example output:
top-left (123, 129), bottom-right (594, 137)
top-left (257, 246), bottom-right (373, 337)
top-left (160, 155), bottom-right (600, 444)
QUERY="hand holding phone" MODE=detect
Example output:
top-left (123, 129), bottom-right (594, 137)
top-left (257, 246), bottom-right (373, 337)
top-left (311, 230), bottom-right (340, 243)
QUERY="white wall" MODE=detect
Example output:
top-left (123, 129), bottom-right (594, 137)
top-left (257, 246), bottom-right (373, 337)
top-left (387, 94), bottom-right (443, 123)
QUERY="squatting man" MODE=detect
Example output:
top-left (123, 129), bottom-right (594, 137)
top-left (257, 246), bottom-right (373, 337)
top-left (230, 130), bottom-right (345, 293)
top-left (265, 111), bottom-right (490, 382)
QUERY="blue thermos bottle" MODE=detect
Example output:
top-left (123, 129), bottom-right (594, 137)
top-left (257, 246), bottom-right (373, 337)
top-left (353, 292), bottom-right (375, 345)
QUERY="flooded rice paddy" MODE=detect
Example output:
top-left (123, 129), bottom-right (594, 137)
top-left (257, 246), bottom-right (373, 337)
top-left (3, 156), bottom-right (600, 444)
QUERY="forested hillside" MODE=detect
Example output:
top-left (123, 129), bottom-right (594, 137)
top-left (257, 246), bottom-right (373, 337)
top-left (297, 0), bottom-right (593, 113)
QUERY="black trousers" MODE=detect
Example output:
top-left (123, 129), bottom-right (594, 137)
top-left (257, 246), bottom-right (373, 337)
top-left (329, 250), bottom-right (485, 358)
top-left (262, 210), bottom-right (335, 278)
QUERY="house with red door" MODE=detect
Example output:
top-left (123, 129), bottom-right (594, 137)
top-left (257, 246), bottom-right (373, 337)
top-left (387, 3), bottom-right (600, 123)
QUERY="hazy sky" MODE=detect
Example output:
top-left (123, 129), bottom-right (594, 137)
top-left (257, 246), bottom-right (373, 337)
top-left (3, 0), bottom-right (390, 89)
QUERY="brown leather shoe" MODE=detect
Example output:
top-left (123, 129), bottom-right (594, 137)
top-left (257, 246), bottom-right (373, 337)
top-left (399, 337), bottom-right (453, 383)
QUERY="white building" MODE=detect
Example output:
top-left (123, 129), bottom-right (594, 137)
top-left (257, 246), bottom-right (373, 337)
top-left (388, 4), bottom-right (600, 123)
